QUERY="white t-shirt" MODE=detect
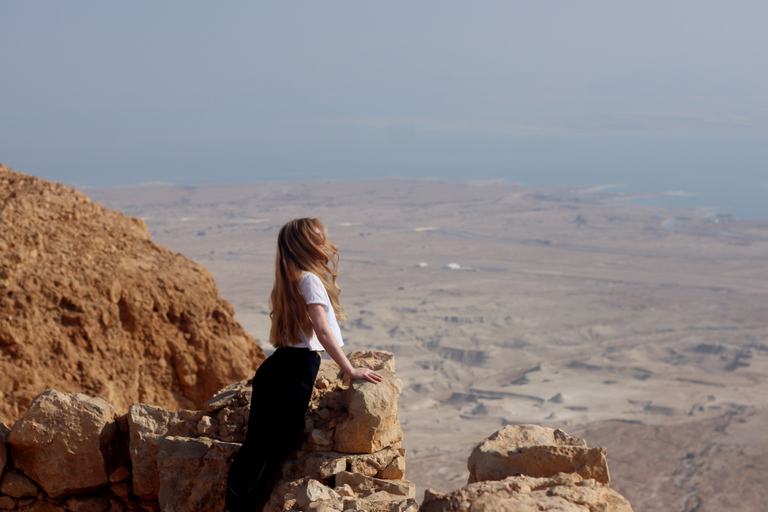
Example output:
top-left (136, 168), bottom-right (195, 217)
top-left (293, 272), bottom-right (344, 351)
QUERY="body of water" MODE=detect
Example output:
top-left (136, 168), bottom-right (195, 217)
top-left (7, 131), bottom-right (768, 221)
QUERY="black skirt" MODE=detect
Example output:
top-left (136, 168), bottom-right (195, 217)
top-left (224, 347), bottom-right (321, 512)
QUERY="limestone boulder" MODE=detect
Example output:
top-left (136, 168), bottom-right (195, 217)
top-left (156, 436), bottom-right (239, 512)
top-left (420, 473), bottom-right (633, 512)
top-left (333, 370), bottom-right (403, 454)
top-left (7, 390), bottom-right (118, 498)
top-left (467, 424), bottom-right (609, 484)
top-left (127, 404), bottom-right (185, 499)
top-left (186, 440), bottom-right (240, 512)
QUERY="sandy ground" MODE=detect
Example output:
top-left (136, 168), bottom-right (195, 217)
top-left (87, 179), bottom-right (768, 512)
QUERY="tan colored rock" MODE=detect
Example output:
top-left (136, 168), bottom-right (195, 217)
top-left (348, 351), bottom-right (396, 374)
top-left (335, 471), bottom-right (415, 499)
top-left (7, 390), bottom-right (117, 498)
top-left (296, 480), bottom-right (341, 509)
top-left (155, 436), bottom-right (239, 512)
top-left (0, 165), bottom-right (265, 425)
top-left (0, 496), bottom-right (15, 509)
top-left (127, 404), bottom-right (183, 499)
top-left (280, 445), bottom-right (403, 483)
top-left (467, 424), bottom-right (609, 484)
top-left (157, 437), bottom-right (212, 512)
top-left (419, 473), bottom-right (633, 512)
top-left (379, 454), bottom-right (406, 480)
top-left (333, 370), bottom-right (403, 454)
top-left (186, 440), bottom-right (240, 512)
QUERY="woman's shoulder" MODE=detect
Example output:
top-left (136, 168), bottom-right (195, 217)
top-left (300, 272), bottom-right (326, 290)
top-left (300, 271), bottom-right (321, 283)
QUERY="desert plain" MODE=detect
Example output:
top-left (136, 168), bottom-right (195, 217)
top-left (86, 178), bottom-right (768, 512)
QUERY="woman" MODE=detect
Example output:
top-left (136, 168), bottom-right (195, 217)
top-left (224, 218), bottom-right (383, 512)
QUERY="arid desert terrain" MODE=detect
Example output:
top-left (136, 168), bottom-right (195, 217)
top-left (87, 179), bottom-right (768, 511)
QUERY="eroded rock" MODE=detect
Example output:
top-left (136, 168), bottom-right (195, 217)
top-left (420, 473), bottom-right (633, 512)
top-left (467, 424), bottom-right (609, 484)
top-left (7, 390), bottom-right (117, 498)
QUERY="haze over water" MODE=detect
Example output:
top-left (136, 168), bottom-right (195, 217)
top-left (2, 2), bottom-right (767, 219)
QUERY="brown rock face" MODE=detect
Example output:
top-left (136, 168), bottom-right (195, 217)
top-left (0, 165), bottom-right (265, 424)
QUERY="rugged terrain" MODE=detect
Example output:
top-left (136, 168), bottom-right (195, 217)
top-left (87, 177), bottom-right (768, 511)
top-left (0, 165), bottom-right (265, 424)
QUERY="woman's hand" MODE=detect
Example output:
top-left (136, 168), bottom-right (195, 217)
top-left (307, 303), bottom-right (384, 385)
top-left (348, 367), bottom-right (384, 384)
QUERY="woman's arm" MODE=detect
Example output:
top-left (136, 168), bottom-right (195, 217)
top-left (307, 303), bottom-right (383, 384)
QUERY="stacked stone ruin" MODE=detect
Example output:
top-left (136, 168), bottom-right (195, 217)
top-left (0, 351), bottom-right (417, 512)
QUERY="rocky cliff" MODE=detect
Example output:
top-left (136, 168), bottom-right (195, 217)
top-left (0, 164), bottom-right (265, 424)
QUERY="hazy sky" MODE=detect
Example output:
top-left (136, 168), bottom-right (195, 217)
top-left (2, 1), bottom-right (767, 202)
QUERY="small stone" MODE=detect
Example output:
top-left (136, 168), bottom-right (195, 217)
top-left (0, 472), bottom-right (39, 498)
top-left (319, 458), bottom-right (347, 480)
top-left (297, 480), bottom-right (341, 510)
top-left (204, 390), bottom-right (238, 412)
top-left (309, 429), bottom-right (333, 447)
top-left (65, 496), bottom-right (111, 512)
top-left (334, 484), bottom-right (355, 497)
top-left (197, 416), bottom-right (217, 435)
top-left (110, 481), bottom-right (132, 500)
top-left (379, 455), bottom-right (406, 479)
top-left (138, 499), bottom-right (161, 512)
top-left (108, 498), bottom-right (126, 512)
top-left (349, 459), bottom-right (378, 477)
top-left (109, 466), bottom-right (131, 483)
top-left (0, 496), bottom-right (15, 510)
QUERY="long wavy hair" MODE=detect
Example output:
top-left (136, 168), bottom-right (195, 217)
top-left (269, 218), bottom-right (347, 348)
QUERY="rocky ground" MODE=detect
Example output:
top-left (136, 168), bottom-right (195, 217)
top-left (83, 177), bottom-right (768, 512)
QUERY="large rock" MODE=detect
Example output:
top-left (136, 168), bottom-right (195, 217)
top-left (128, 403), bottom-right (203, 499)
top-left (157, 437), bottom-right (213, 512)
top-left (155, 435), bottom-right (240, 512)
top-left (420, 473), bottom-right (633, 512)
top-left (333, 370), bottom-right (404, 454)
top-left (467, 424), bottom-right (610, 484)
top-left (301, 352), bottom-right (402, 455)
top-left (7, 390), bottom-right (117, 498)
top-left (0, 164), bottom-right (265, 425)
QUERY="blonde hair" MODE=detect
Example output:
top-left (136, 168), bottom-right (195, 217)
top-left (269, 218), bottom-right (347, 348)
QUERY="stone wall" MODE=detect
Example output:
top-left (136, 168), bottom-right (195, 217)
top-left (0, 351), bottom-right (417, 512)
